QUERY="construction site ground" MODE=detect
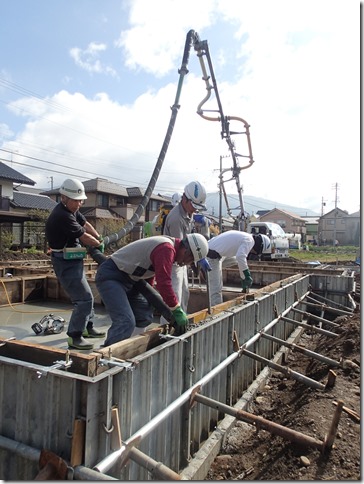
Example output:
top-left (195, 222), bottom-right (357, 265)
top-left (206, 300), bottom-right (361, 480)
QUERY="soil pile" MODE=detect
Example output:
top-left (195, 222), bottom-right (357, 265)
top-left (206, 302), bottom-right (361, 480)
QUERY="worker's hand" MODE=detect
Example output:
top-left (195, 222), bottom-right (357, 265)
top-left (198, 258), bottom-right (212, 274)
top-left (171, 306), bottom-right (188, 336)
top-left (241, 269), bottom-right (253, 290)
top-left (97, 235), bottom-right (105, 253)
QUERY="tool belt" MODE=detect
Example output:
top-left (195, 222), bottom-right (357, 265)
top-left (62, 247), bottom-right (87, 260)
top-left (51, 247), bottom-right (87, 260)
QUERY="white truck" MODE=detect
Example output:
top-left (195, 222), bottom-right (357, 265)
top-left (247, 221), bottom-right (290, 260)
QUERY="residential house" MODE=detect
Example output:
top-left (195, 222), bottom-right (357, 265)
top-left (300, 216), bottom-right (320, 244)
top-left (318, 208), bottom-right (360, 245)
top-left (257, 208), bottom-right (307, 241)
top-left (0, 162), bottom-right (56, 250)
top-left (42, 177), bottom-right (170, 239)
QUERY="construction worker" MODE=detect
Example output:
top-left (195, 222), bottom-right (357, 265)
top-left (162, 181), bottom-right (207, 314)
top-left (206, 230), bottom-right (271, 306)
top-left (95, 233), bottom-right (209, 346)
top-left (45, 178), bottom-right (106, 350)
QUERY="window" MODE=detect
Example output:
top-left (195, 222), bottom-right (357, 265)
top-left (97, 194), bottom-right (109, 208)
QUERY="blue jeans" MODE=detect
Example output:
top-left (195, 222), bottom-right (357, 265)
top-left (51, 255), bottom-right (94, 337)
top-left (95, 259), bottom-right (154, 345)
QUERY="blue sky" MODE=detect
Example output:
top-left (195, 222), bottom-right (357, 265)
top-left (0, 0), bottom-right (360, 215)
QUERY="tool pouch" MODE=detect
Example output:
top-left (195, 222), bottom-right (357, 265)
top-left (63, 247), bottom-right (87, 260)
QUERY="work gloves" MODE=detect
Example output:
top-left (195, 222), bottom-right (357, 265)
top-left (97, 235), bottom-right (105, 253)
top-left (198, 258), bottom-right (212, 274)
top-left (241, 269), bottom-right (253, 291)
top-left (172, 306), bottom-right (189, 336)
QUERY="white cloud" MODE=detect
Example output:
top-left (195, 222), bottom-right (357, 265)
top-left (0, 0), bottom-right (359, 216)
top-left (70, 42), bottom-right (118, 76)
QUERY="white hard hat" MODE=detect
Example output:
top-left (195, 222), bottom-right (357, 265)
top-left (184, 181), bottom-right (207, 211)
top-left (171, 192), bottom-right (181, 206)
top-left (59, 178), bottom-right (87, 200)
top-left (259, 234), bottom-right (271, 252)
top-left (185, 233), bottom-right (209, 262)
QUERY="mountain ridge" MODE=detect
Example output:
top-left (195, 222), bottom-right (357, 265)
top-left (205, 192), bottom-right (319, 217)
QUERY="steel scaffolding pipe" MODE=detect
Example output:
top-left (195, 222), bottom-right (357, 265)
top-left (280, 316), bottom-right (338, 337)
top-left (260, 333), bottom-right (341, 368)
top-left (192, 393), bottom-right (325, 451)
top-left (301, 298), bottom-right (353, 316)
top-left (291, 307), bottom-right (340, 327)
top-left (241, 348), bottom-right (326, 390)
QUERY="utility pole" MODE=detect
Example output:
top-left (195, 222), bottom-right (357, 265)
top-left (332, 182), bottom-right (339, 246)
top-left (48, 176), bottom-right (54, 190)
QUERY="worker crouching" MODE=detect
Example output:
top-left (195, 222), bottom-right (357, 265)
top-left (95, 233), bottom-right (209, 346)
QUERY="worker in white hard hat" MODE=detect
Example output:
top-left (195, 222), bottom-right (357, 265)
top-left (206, 230), bottom-right (271, 306)
top-left (162, 181), bottom-right (207, 316)
top-left (45, 178), bottom-right (106, 350)
top-left (95, 233), bottom-right (209, 345)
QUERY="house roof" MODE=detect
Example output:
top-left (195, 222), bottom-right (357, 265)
top-left (81, 207), bottom-right (120, 219)
top-left (11, 191), bottom-right (57, 210)
top-left (41, 178), bottom-right (169, 202)
top-left (260, 207), bottom-right (307, 222)
top-left (0, 162), bottom-right (35, 186)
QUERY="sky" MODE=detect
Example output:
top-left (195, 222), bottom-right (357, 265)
top-left (0, 0), bottom-right (360, 216)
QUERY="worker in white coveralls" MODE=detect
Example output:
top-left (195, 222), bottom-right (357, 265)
top-left (162, 181), bottom-right (207, 314)
top-left (206, 230), bottom-right (271, 306)
top-left (95, 233), bottom-right (209, 345)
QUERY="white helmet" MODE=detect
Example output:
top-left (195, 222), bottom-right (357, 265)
top-left (184, 181), bottom-right (207, 211)
top-left (185, 233), bottom-right (209, 262)
top-left (59, 178), bottom-right (87, 200)
top-left (254, 233), bottom-right (271, 253)
top-left (171, 192), bottom-right (181, 206)
top-left (260, 234), bottom-right (271, 251)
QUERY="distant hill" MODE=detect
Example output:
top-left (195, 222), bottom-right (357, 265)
top-left (205, 192), bottom-right (319, 217)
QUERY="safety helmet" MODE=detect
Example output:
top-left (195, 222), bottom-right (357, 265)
top-left (253, 233), bottom-right (271, 254)
top-left (260, 234), bottom-right (271, 252)
top-left (184, 181), bottom-right (207, 211)
top-left (171, 192), bottom-right (181, 206)
top-left (185, 233), bottom-right (209, 262)
top-left (59, 178), bottom-right (87, 200)
top-left (31, 314), bottom-right (66, 335)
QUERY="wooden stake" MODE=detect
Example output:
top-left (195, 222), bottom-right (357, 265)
top-left (70, 418), bottom-right (86, 467)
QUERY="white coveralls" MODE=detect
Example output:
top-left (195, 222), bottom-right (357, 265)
top-left (162, 202), bottom-right (192, 314)
top-left (207, 230), bottom-right (255, 306)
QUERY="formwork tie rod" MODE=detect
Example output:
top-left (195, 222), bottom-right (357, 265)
top-left (280, 316), bottom-right (338, 337)
top-left (260, 333), bottom-right (341, 368)
top-left (192, 393), bottom-right (325, 451)
top-left (241, 348), bottom-right (326, 390)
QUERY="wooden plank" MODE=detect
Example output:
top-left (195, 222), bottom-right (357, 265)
top-left (70, 418), bottom-right (86, 466)
top-left (94, 327), bottom-right (164, 360)
top-left (0, 338), bottom-right (98, 377)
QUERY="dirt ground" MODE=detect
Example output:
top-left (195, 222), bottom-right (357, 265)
top-left (206, 278), bottom-right (361, 481)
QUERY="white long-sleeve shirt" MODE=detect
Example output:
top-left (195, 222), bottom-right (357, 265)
top-left (208, 230), bottom-right (254, 275)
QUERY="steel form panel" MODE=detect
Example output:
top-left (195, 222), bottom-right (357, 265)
top-left (0, 275), bottom-right (330, 480)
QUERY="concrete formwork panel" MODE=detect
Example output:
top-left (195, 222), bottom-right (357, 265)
top-left (0, 270), bottom-right (355, 480)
